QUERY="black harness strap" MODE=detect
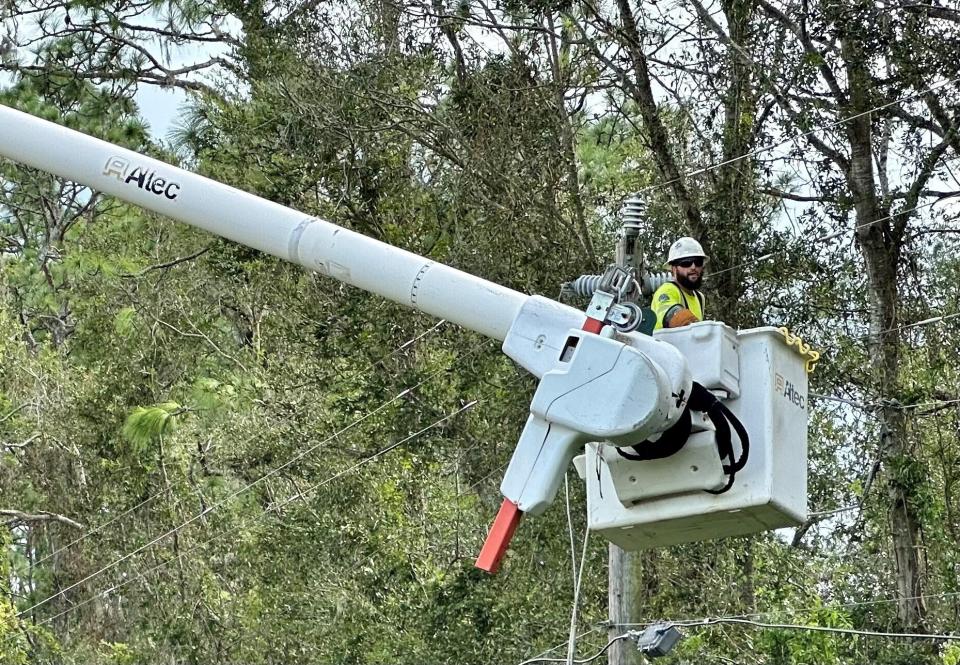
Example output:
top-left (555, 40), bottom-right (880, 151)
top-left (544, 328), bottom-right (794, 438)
top-left (614, 382), bottom-right (750, 494)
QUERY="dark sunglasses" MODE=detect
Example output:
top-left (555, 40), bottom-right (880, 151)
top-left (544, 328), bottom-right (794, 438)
top-left (673, 257), bottom-right (704, 268)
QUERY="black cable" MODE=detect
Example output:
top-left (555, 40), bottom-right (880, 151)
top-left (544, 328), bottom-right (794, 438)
top-left (614, 382), bottom-right (750, 494)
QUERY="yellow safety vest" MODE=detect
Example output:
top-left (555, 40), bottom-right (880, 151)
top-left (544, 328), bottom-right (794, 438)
top-left (652, 281), bottom-right (705, 330)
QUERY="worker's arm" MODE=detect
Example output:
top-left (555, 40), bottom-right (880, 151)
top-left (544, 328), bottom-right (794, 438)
top-left (652, 284), bottom-right (700, 330)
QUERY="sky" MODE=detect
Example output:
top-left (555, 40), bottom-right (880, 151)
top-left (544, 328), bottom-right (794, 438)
top-left (137, 85), bottom-right (188, 140)
top-left (0, 6), bottom-right (226, 141)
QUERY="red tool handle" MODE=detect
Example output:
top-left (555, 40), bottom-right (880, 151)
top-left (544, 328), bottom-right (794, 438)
top-left (475, 499), bottom-right (523, 573)
top-left (475, 315), bottom-right (603, 573)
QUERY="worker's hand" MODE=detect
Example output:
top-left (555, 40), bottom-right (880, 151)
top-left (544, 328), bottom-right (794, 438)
top-left (667, 308), bottom-right (699, 328)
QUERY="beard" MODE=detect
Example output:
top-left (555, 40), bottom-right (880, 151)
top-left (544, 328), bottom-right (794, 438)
top-left (676, 272), bottom-right (702, 290)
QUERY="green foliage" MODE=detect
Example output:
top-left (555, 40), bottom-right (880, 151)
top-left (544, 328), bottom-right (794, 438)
top-left (943, 643), bottom-right (960, 665)
top-left (1, 0), bottom-right (959, 663)
top-left (121, 402), bottom-right (182, 451)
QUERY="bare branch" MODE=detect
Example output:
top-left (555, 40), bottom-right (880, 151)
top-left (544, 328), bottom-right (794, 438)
top-left (122, 246), bottom-right (211, 278)
top-left (901, 3), bottom-right (960, 22)
top-left (760, 187), bottom-right (839, 203)
top-left (0, 402), bottom-right (35, 424)
top-left (756, 0), bottom-right (847, 104)
top-left (1, 509), bottom-right (83, 529)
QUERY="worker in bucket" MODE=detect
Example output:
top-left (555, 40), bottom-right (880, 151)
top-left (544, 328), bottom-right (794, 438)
top-left (652, 237), bottom-right (707, 330)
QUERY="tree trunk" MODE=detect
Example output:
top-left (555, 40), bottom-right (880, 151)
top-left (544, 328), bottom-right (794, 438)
top-left (613, 0), bottom-right (703, 233)
top-left (843, 34), bottom-right (925, 630)
top-left (705, 0), bottom-right (758, 328)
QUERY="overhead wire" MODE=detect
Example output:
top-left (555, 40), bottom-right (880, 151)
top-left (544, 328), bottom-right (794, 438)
top-left (631, 72), bottom-right (960, 200)
top-left (280, 317), bottom-right (448, 392)
top-left (810, 393), bottom-right (960, 412)
top-left (543, 619), bottom-right (960, 664)
top-left (15, 341), bottom-right (562, 648)
top-left (6, 398), bottom-right (480, 641)
top-left (856, 310), bottom-right (960, 342)
top-left (16, 341), bottom-right (489, 618)
top-left (563, 474), bottom-right (592, 665)
top-left (674, 617), bottom-right (960, 642)
top-left (518, 632), bottom-right (632, 665)
top-left (11, 327), bottom-right (539, 640)
top-left (708, 200), bottom-right (941, 281)
top-left (610, 588), bottom-right (960, 631)
top-left (515, 627), bottom-right (606, 665)
top-left (26, 317), bottom-right (452, 570)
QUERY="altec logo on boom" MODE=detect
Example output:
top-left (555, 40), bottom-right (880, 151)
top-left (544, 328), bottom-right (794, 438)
top-left (775, 373), bottom-right (805, 409)
top-left (103, 157), bottom-right (181, 200)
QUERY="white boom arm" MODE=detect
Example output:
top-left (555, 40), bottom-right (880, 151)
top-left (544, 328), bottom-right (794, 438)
top-left (0, 105), bottom-right (526, 341)
top-left (0, 103), bottom-right (691, 573)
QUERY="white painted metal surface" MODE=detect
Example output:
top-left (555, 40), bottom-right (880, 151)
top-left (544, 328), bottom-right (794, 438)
top-left (654, 321), bottom-right (741, 397)
top-left (598, 422), bottom-right (726, 504)
top-left (0, 104), bottom-right (526, 342)
top-left (586, 327), bottom-right (808, 549)
top-left (500, 327), bottom-right (692, 514)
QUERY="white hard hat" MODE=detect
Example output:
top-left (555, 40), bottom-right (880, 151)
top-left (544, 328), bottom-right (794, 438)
top-left (666, 237), bottom-right (708, 265)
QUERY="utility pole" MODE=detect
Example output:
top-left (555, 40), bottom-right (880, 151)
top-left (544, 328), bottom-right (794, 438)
top-left (608, 545), bottom-right (645, 665)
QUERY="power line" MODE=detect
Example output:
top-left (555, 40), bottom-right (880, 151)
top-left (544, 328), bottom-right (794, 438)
top-left (518, 632), bottom-right (631, 665)
top-left (807, 504), bottom-right (860, 518)
top-left (279, 318), bottom-right (448, 392)
top-left (563, 478), bottom-right (592, 665)
top-left (859, 310), bottom-right (960, 341)
top-left (7, 398), bottom-right (480, 640)
top-left (455, 460), bottom-right (508, 498)
top-left (820, 311), bottom-right (960, 352)
top-left (708, 199), bottom-right (940, 281)
top-left (9, 337), bottom-right (529, 637)
top-left (611, 588), bottom-right (960, 631)
top-left (559, 618), bottom-right (960, 665)
top-left (26, 319), bottom-right (451, 570)
top-left (17, 344), bottom-right (485, 618)
top-left (810, 393), bottom-right (960, 412)
top-left (676, 617), bottom-right (960, 641)
top-left (636, 76), bottom-right (960, 200)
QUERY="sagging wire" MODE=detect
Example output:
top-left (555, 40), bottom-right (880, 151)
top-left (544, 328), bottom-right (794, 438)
top-left (514, 628), bottom-right (604, 665)
top-left (859, 310), bottom-right (960, 343)
top-left (10, 326), bottom-right (534, 643)
top-left (5, 398), bottom-right (481, 644)
top-left (708, 199), bottom-right (940, 281)
top-left (564, 474), bottom-right (592, 665)
top-left (632, 76), bottom-right (960, 202)
top-left (563, 474), bottom-right (579, 603)
top-left (518, 633), bottom-right (632, 665)
top-left (810, 393), bottom-right (960, 413)
top-left (280, 318), bottom-right (448, 392)
top-left (539, 618), bottom-right (960, 665)
top-left (611, 587), bottom-right (960, 633)
top-left (24, 318), bottom-right (451, 571)
top-left (674, 616), bottom-right (960, 641)
top-left (16, 341), bottom-right (488, 618)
